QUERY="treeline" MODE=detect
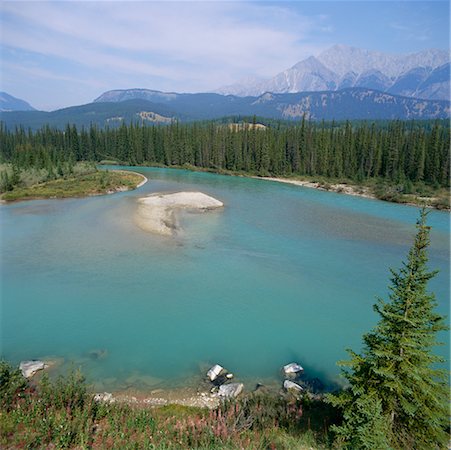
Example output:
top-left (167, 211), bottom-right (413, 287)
top-left (0, 119), bottom-right (449, 187)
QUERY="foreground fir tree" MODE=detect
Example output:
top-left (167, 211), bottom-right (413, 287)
top-left (329, 209), bottom-right (449, 449)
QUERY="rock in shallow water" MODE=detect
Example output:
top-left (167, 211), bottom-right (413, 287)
top-left (207, 364), bottom-right (224, 382)
top-left (283, 362), bottom-right (304, 376)
top-left (19, 360), bottom-right (47, 378)
top-left (284, 380), bottom-right (304, 394)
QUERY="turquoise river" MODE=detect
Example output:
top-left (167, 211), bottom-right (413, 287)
top-left (1, 167), bottom-right (449, 393)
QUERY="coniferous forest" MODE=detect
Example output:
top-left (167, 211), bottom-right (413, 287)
top-left (0, 119), bottom-right (449, 189)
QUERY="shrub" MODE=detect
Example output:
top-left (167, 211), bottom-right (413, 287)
top-left (0, 360), bottom-right (28, 410)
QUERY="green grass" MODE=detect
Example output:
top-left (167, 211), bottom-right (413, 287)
top-left (0, 362), bottom-right (337, 449)
top-left (1, 170), bottom-right (144, 202)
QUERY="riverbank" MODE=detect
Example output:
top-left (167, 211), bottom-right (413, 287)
top-left (255, 176), bottom-right (376, 200)
top-left (1, 360), bottom-right (335, 449)
top-left (0, 169), bottom-right (147, 202)
top-left (251, 172), bottom-right (448, 210)
top-left (254, 175), bottom-right (450, 210)
top-left (118, 163), bottom-right (449, 210)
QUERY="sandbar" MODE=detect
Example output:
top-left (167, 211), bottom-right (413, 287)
top-left (135, 191), bottom-right (223, 235)
top-left (255, 176), bottom-right (375, 199)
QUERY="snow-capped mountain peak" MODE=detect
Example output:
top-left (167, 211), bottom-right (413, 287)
top-left (214, 45), bottom-right (450, 101)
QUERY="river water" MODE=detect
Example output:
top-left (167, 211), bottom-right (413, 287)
top-left (1, 167), bottom-right (449, 392)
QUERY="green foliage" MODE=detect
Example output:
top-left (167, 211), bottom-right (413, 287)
top-left (0, 362), bottom-right (336, 449)
top-left (0, 360), bottom-right (27, 411)
top-left (328, 389), bottom-right (391, 449)
top-left (1, 169), bottom-right (142, 201)
top-left (328, 209), bottom-right (449, 449)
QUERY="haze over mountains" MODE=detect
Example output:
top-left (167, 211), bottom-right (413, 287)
top-left (1, 44), bottom-right (449, 129)
top-left (215, 45), bottom-right (450, 101)
top-left (2, 88), bottom-right (449, 130)
top-left (0, 92), bottom-right (36, 112)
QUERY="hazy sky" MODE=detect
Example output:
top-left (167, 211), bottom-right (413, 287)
top-left (1, 0), bottom-right (449, 111)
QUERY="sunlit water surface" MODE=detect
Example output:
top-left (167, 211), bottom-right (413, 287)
top-left (1, 167), bottom-right (449, 392)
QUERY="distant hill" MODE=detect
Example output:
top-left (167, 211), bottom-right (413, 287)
top-left (216, 45), bottom-right (450, 101)
top-left (1, 99), bottom-right (177, 130)
top-left (0, 92), bottom-right (36, 112)
top-left (1, 88), bottom-right (449, 130)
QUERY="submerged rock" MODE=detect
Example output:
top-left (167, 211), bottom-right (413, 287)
top-left (89, 349), bottom-right (108, 360)
top-left (304, 377), bottom-right (325, 393)
top-left (284, 380), bottom-right (304, 394)
top-left (218, 383), bottom-right (244, 398)
top-left (283, 362), bottom-right (304, 376)
top-left (19, 360), bottom-right (47, 378)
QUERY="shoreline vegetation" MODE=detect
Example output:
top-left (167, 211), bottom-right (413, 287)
top-left (0, 166), bottom-right (146, 202)
top-left (254, 174), bottom-right (450, 210)
top-left (1, 360), bottom-right (338, 449)
top-left (1, 159), bottom-right (448, 210)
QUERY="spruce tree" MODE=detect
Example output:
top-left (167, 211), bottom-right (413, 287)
top-left (329, 209), bottom-right (449, 449)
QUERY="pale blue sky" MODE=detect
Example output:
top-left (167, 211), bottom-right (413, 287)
top-left (1, 1), bottom-right (449, 110)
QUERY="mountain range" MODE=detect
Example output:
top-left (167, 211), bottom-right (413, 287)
top-left (1, 45), bottom-right (449, 128)
top-left (0, 92), bottom-right (36, 112)
top-left (215, 45), bottom-right (450, 101)
top-left (2, 87), bottom-right (449, 130)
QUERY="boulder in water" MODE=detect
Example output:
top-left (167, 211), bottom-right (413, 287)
top-left (19, 360), bottom-right (47, 378)
top-left (207, 364), bottom-right (224, 382)
top-left (218, 383), bottom-right (244, 398)
top-left (283, 362), bottom-right (304, 376)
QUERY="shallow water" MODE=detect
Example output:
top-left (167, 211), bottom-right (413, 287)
top-left (1, 167), bottom-right (449, 392)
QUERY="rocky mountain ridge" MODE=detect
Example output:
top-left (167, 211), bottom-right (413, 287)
top-left (2, 87), bottom-right (449, 131)
top-left (216, 45), bottom-right (450, 101)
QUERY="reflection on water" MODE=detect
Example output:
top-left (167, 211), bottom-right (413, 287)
top-left (1, 167), bottom-right (449, 392)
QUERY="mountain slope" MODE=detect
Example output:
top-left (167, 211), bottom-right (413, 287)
top-left (260, 57), bottom-right (337, 94)
top-left (0, 99), bottom-right (177, 130)
top-left (317, 45), bottom-right (448, 77)
top-left (1, 88), bottom-right (449, 130)
top-left (0, 92), bottom-right (36, 112)
top-left (216, 45), bottom-right (450, 100)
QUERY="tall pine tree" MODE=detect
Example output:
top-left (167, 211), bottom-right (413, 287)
top-left (329, 209), bottom-right (449, 449)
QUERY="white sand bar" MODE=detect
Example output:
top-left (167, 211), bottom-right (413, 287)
top-left (135, 191), bottom-right (224, 235)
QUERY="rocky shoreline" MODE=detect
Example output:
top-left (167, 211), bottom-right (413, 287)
top-left (253, 175), bottom-right (449, 210)
top-left (258, 176), bottom-right (375, 199)
top-left (18, 359), bottom-right (328, 410)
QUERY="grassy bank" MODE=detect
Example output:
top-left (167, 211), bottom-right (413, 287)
top-left (1, 168), bottom-right (145, 202)
top-left (0, 362), bottom-right (339, 449)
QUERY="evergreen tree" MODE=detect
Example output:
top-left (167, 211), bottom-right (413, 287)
top-left (329, 209), bottom-right (449, 449)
